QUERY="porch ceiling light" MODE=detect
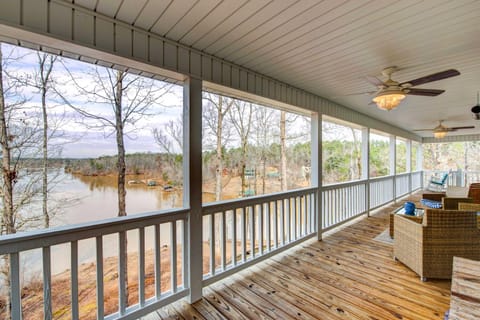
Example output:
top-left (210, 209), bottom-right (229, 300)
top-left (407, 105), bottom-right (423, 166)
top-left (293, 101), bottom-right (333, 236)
top-left (372, 89), bottom-right (406, 111)
top-left (433, 130), bottom-right (447, 139)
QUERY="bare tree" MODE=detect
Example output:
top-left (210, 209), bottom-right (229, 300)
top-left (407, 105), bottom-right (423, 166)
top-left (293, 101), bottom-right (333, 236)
top-left (153, 117), bottom-right (183, 184)
top-left (35, 52), bottom-right (58, 228)
top-left (203, 92), bottom-right (234, 201)
top-left (253, 105), bottom-right (278, 194)
top-left (229, 100), bottom-right (253, 196)
top-left (59, 64), bottom-right (173, 305)
top-left (0, 43), bottom-right (45, 319)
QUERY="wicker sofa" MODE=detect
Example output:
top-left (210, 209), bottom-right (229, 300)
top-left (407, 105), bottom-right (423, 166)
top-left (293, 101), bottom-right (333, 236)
top-left (393, 209), bottom-right (480, 281)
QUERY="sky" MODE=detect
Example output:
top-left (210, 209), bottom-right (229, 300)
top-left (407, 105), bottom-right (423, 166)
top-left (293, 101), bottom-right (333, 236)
top-left (2, 42), bottom-right (184, 158)
top-left (2, 42), bottom-right (315, 159)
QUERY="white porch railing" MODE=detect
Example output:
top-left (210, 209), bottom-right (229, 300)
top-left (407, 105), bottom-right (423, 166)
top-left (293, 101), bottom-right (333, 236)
top-left (322, 180), bottom-right (366, 230)
top-left (395, 172), bottom-right (410, 198)
top-left (411, 171), bottom-right (423, 190)
top-left (201, 187), bottom-right (317, 285)
top-left (423, 169), bottom-right (480, 188)
top-left (369, 176), bottom-right (394, 210)
top-left (0, 209), bottom-right (189, 320)
top-left (0, 171), bottom-right (428, 319)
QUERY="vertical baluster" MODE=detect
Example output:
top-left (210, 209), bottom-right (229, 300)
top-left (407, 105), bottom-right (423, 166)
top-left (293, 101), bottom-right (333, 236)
top-left (306, 194), bottom-right (310, 233)
top-left (300, 196), bottom-right (304, 236)
top-left (273, 200), bottom-right (278, 248)
top-left (210, 214), bottom-right (215, 275)
top-left (258, 204), bottom-right (263, 255)
top-left (284, 198), bottom-right (290, 243)
top-left (354, 186), bottom-right (358, 214)
top-left (266, 203), bottom-right (271, 252)
top-left (182, 219), bottom-right (188, 290)
top-left (232, 209), bottom-right (237, 267)
top-left (324, 190), bottom-right (328, 228)
top-left (325, 191), bottom-right (329, 228)
top-left (286, 198), bottom-right (291, 243)
top-left (96, 236), bottom-right (104, 319)
top-left (290, 196), bottom-right (298, 240)
top-left (71, 241), bottom-right (79, 319)
top-left (308, 193), bottom-right (312, 233)
top-left (331, 189), bottom-right (335, 226)
top-left (250, 206), bottom-right (255, 258)
top-left (242, 207), bottom-right (247, 262)
top-left (280, 199), bottom-right (285, 245)
top-left (138, 227), bottom-right (145, 306)
top-left (335, 189), bottom-right (339, 225)
top-left (119, 231), bottom-right (127, 314)
top-left (154, 224), bottom-right (161, 298)
top-left (221, 211), bottom-right (226, 271)
top-left (303, 195), bottom-right (306, 236)
top-left (344, 187), bottom-right (348, 220)
top-left (300, 195), bottom-right (304, 236)
top-left (9, 252), bottom-right (21, 320)
top-left (43, 247), bottom-right (52, 320)
top-left (311, 193), bottom-right (315, 233)
top-left (171, 221), bottom-right (177, 293)
top-left (286, 197), bottom-right (293, 242)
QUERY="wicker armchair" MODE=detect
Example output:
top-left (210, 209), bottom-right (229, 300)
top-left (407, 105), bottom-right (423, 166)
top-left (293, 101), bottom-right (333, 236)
top-left (393, 209), bottom-right (480, 281)
top-left (422, 188), bottom-right (473, 209)
top-left (458, 202), bottom-right (480, 227)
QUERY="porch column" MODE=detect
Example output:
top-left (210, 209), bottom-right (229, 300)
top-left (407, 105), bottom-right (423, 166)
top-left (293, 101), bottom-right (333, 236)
top-left (183, 76), bottom-right (203, 303)
top-left (361, 128), bottom-right (370, 216)
top-left (406, 139), bottom-right (412, 193)
top-left (312, 113), bottom-right (322, 240)
top-left (418, 143), bottom-right (424, 189)
top-left (390, 135), bottom-right (396, 201)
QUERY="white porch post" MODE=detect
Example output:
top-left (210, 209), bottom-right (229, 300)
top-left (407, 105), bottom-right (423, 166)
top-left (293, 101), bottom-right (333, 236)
top-left (183, 77), bottom-right (203, 303)
top-left (312, 113), bottom-right (322, 240)
top-left (418, 143), bottom-right (424, 189)
top-left (390, 135), bottom-right (397, 201)
top-left (362, 128), bottom-right (370, 216)
top-left (406, 139), bottom-right (412, 193)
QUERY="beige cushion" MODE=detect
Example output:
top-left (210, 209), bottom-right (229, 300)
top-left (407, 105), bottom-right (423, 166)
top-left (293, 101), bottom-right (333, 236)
top-left (446, 186), bottom-right (469, 198)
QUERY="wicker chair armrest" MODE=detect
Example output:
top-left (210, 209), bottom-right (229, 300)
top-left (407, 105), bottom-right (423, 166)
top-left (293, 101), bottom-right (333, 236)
top-left (442, 197), bottom-right (473, 210)
top-left (458, 202), bottom-right (480, 211)
top-left (393, 215), bottom-right (424, 276)
top-left (422, 193), bottom-right (445, 202)
top-left (394, 215), bottom-right (423, 239)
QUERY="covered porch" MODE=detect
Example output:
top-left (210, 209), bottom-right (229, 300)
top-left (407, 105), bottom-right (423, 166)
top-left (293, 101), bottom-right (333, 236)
top-left (1, 1), bottom-right (479, 320)
top-left (144, 192), bottom-right (451, 320)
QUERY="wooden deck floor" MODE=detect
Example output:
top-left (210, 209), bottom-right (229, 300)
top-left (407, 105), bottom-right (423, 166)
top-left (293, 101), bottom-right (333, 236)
top-left (143, 193), bottom-right (451, 320)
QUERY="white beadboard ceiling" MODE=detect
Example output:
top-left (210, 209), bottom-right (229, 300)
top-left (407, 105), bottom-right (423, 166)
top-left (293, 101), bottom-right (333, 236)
top-left (70, 0), bottom-right (480, 138)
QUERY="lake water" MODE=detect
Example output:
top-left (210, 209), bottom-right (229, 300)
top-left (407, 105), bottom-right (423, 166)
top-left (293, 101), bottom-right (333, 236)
top-left (51, 172), bottom-right (183, 225)
top-left (18, 171), bottom-right (187, 277)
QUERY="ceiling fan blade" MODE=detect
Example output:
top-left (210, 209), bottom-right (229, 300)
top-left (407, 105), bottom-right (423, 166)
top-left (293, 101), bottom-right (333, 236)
top-left (364, 76), bottom-right (386, 87)
top-left (400, 69), bottom-right (460, 87)
top-left (413, 128), bottom-right (434, 131)
top-left (406, 88), bottom-right (445, 96)
top-left (448, 126), bottom-right (475, 131)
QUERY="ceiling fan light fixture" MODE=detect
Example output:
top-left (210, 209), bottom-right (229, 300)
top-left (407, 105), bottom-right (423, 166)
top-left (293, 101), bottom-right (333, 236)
top-left (372, 90), bottom-right (406, 111)
top-left (433, 130), bottom-right (447, 139)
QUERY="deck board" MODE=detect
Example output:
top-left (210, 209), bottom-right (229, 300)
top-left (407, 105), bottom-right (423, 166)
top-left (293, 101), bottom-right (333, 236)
top-left (142, 194), bottom-right (451, 319)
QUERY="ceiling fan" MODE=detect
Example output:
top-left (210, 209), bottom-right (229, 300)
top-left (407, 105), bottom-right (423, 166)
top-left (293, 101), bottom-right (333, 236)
top-left (413, 120), bottom-right (474, 139)
top-left (363, 66), bottom-right (460, 111)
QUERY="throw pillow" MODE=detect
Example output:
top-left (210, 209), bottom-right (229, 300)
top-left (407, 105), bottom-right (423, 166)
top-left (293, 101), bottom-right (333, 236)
top-left (421, 198), bottom-right (442, 209)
